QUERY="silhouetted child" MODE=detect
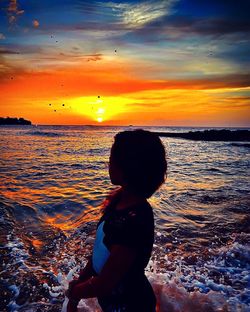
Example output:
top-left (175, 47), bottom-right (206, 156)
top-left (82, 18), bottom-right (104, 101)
top-left (66, 129), bottom-right (167, 312)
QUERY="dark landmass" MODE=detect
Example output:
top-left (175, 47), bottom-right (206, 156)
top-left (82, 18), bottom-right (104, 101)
top-left (154, 129), bottom-right (250, 141)
top-left (0, 117), bottom-right (32, 125)
top-left (231, 143), bottom-right (250, 148)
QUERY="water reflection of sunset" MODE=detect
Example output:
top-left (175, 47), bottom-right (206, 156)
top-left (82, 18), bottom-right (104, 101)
top-left (44, 209), bottom-right (100, 231)
top-left (31, 239), bottom-right (44, 250)
top-left (44, 215), bottom-right (75, 231)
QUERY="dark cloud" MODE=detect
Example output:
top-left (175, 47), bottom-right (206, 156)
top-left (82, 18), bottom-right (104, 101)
top-left (130, 15), bottom-right (250, 40)
top-left (0, 44), bottom-right (43, 55)
top-left (85, 53), bottom-right (102, 62)
top-left (149, 73), bottom-right (250, 90)
top-left (57, 52), bottom-right (103, 62)
top-left (0, 55), bottom-right (26, 81)
top-left (0, 48), bottom-right (20, 55)
top-left (177, 18), bottom-right (250, 36)
top-left (188, 73), bottom-right (250, 89)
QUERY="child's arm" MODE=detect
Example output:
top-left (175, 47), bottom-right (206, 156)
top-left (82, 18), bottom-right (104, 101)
top-left (68, 245), bottom-right (136, 300)
top-left (67, 256), bottom-right (94, 298)
top-left (78, 257), bottom-right (95, 281)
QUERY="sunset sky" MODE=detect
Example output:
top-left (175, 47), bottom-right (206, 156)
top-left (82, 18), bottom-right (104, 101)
top-left (0, 0), bottom-right (249, 126)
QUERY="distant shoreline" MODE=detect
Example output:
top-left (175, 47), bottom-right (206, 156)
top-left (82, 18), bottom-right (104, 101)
top-left (0, 117), bottom-right (32, 125)
top-left (1, 123), bottom-right (250, 143)
top-left (154, 129), bottom-right (250, 142)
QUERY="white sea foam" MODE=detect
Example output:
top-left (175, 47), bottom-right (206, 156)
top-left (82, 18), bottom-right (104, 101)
top-left (56, 241), bottom-right (250, 312)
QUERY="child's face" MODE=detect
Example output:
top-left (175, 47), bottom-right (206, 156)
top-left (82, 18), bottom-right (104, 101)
top-left (108, 153), bottom-right (124, 186)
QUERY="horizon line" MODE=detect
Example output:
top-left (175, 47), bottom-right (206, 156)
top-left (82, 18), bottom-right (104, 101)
top-left (28, 124), bottom-right (250, 129)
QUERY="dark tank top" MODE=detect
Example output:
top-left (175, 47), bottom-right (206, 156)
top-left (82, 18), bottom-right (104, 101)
top-left (92, 200), bottom-right (156, 311)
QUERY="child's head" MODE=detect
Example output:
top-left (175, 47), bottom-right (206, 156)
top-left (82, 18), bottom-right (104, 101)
top-left (109, 129), bottom-right (167, 198)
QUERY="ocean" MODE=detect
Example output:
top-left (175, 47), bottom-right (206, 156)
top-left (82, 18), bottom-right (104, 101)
top-left (0, 125), bottom-right (249, 312)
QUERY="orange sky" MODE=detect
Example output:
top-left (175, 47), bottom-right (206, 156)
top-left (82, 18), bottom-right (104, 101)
top-left (1, 59), bottom-right (249, 126)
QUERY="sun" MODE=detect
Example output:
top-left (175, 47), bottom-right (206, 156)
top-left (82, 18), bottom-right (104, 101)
top-left (69, 95), bottom-right (131, 123)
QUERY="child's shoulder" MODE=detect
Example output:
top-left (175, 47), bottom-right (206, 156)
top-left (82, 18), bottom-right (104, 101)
top-left (103, 201), bottom-right (154, 248)
top-left (108, 200), bottom-right (153, 227)
top-left (127, 200), bottom-right (153, 219)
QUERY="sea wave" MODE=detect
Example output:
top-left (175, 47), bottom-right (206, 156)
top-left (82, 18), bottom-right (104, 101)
top-left (24, 131), bottom-right (66, 137)
top-left (1, 126), bottom-right (250, 311)
top-left (4, 227), bottom-right (249, 312)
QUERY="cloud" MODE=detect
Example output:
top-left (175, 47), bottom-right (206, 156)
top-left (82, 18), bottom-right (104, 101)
top-left (0, 44), bottom-right (43, 55)
top-left (153, 16), bottom-right (250, 40)
top-left (56, 52), bottom-right (103, 63)
top-left (172, 17), bottom-right (250, 36)
top-left (116, 12), bottom-right (250, 45)
top-left (32, 20), bottom-right (40, 28)
top-left (8, 0), bottom-right (17, 12)
top-left (185, 73), bottom-right (250, 90)
top-left (226, 96), bottom-right (250, 101)
top-left (0, 48), bottom-right (20, 55)
top-left (0, 34), bottom-right (6, 40)
top-left (8, 15), bottom-right (16, 24)
top-left (222, 96), bottom-right (250, 108)
top-left (85, 53), bottom-right (102, 62)
top-left (0, 54), bottom-right (27, 81)
top-left (7, 0), bottom-right (24, 25)
top-left (74, 0), bottom-right (177, 32)
top-left (105, 0), bottom-right (177, 29)
top-left (7, 0), bottom-right (24, 14)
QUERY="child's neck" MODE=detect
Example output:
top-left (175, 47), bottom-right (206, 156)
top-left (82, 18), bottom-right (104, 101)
top-left (115, 187), bottom-right (146, 211)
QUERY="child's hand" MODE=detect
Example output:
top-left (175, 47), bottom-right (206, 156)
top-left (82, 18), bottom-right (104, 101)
top-left (65, 279), bottom-right (81, 298)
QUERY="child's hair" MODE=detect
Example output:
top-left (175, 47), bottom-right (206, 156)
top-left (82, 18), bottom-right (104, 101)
top-left (110, 129), bottom-right (167, 198)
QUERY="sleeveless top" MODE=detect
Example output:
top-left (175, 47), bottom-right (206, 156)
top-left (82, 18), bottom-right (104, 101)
top-left (92, 200), bottom-right (156, 311)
